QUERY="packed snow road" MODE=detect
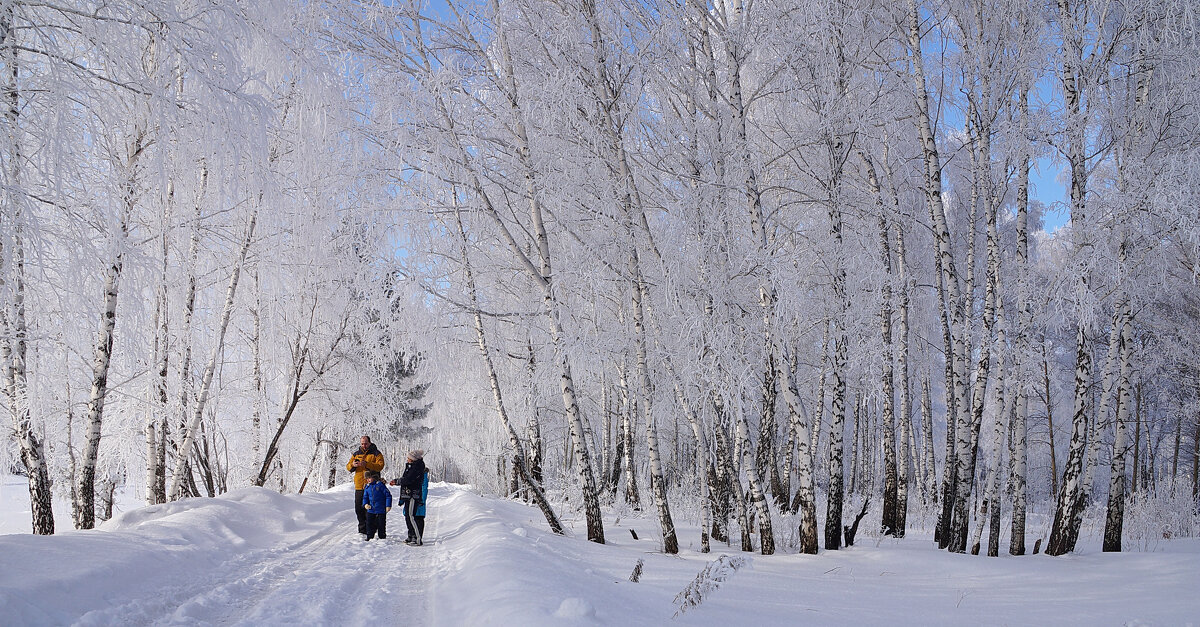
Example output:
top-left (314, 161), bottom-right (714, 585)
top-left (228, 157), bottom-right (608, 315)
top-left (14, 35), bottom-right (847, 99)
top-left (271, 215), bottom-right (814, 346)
top-left (2, 484), bottom-right (444, 626)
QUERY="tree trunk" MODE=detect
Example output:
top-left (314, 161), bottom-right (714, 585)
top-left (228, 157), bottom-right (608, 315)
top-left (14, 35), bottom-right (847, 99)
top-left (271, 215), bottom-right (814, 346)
top-left (632, 275), bottom-right (678, 553)
top-left (1045, 327), bottom-right (1092, 556)
top-left (1, 6), bottom-right (54, 536)
top-left (618, 359), bottom-right (641, 510)
top-left (1132, 390), bottom-right (1143, 493)
top-left (1103, 298), bottom-right (1133, 552)
top-left (168, 209), bottom-right (257, 501)
top-left (909, 0), bottom-right (969, 549)
top-left (146, 196), bottom-right (170, 506)
top-left (599, 375), bottom-right (613, 496)
top-left (78, 132), bottom-right (140, 528)
top-left (452, 199), bottom-right (563, 534)
top-left (984, 341), bottom-right (1014, 557)
top-left (671, 374), bottom-right (711, 553)
top-left (710, 405), bottom-right (734, 544)
top-left (1046, 0), bottom-right (1094, 558)
top-left (1083, 319), bottom-right (1123, 503)
top-left (921, 377), bottom-right (937, 506)
top-left (251, 268), bottom-right (265, 483)
top-left (174, 165), bottom-right (207, 500)
top-left (864, 153), bottom-right (899, 536)
top-left (1008, 81), bottom-right (1033, 556)
top-left (479, 12), bottom-right (605, 541)
top-left (734, 395), bottom-right (775, 555)
top-left (826, 331), bottom-right (848, 551)
top-left (325, 439), bottom-right (340, 489)
top-left (1042, 352), bottom-right (1059, 500)
top-left (896, 226), bottom-right (913, 534)
top-left (850, 393), bottom-right (861, 497)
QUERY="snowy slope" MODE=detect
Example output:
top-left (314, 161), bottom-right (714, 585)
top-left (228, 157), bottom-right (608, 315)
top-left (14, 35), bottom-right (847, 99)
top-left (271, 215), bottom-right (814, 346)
top-left (3, 480), bottom-right (1198, 626)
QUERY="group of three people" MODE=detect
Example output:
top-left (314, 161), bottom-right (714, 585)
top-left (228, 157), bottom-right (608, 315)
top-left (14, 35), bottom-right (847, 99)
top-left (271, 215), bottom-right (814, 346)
top-left (347, 435), bottom-right (428, 545)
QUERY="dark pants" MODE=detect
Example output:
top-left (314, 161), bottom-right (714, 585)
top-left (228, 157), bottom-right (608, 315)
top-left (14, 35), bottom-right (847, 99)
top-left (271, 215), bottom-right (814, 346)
top-left (403, 497), bottom-right (423, 544)
top-left (366, 512), bottom-right (387, 540)
top-left (354, 489), bottom-right (367, 534)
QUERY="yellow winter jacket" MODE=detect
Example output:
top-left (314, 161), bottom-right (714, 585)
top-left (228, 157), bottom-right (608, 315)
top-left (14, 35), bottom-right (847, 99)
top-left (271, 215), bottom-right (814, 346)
top-left (346, 444), bottom-right (385, 490)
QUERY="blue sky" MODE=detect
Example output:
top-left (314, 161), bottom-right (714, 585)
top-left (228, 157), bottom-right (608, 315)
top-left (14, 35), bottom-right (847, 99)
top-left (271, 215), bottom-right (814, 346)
top-left (1030, 157), bottom-right (1069, 232)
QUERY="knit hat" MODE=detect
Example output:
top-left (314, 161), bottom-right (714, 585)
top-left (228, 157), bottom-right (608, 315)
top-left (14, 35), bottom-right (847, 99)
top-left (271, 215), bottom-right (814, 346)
top-left (409, 449), bottom-right (424, 461)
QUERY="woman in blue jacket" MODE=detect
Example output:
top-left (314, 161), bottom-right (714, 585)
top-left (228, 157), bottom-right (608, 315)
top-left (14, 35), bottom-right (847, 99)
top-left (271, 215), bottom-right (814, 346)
top-left (399, 450), bottom-right (428, 545)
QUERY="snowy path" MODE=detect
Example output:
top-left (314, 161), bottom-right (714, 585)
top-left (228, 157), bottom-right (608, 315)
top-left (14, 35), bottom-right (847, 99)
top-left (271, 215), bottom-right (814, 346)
top-left (2, 484), bottom-right (445, 626)
top-left (156, 520), bottom-right (433, 626)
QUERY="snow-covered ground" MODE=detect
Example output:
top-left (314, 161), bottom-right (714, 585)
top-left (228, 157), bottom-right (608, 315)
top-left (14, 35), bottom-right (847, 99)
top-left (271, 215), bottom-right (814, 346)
top-left (3, 475), bottom-right (1198, 625)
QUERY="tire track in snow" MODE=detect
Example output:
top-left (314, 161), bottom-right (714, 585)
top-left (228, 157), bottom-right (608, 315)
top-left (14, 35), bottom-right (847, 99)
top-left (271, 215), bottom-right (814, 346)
top-left (175, 514), bottom-right (435, 625)
top-left (75, 491), bottom-right (440, 626)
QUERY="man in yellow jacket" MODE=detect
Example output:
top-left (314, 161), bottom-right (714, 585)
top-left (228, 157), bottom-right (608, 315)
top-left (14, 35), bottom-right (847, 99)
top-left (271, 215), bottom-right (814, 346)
top-left (347, 435), bottom-right (385, 536)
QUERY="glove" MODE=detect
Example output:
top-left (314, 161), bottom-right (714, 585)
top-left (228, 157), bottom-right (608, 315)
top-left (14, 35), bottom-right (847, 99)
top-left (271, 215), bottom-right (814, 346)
top-left (386, 507), bottom-right (392, 512)
top-left (365, 504), bottom-right (372, 510)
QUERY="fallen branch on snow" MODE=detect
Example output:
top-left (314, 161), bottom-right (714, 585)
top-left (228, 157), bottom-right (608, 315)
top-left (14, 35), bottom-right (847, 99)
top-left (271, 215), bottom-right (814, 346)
top-left (672, 554), bottom-right (749, 618)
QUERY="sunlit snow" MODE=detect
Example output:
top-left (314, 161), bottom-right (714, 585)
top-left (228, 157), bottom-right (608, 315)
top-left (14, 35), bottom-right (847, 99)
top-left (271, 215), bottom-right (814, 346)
top-left (3, 477), bottom-right (1196, 626)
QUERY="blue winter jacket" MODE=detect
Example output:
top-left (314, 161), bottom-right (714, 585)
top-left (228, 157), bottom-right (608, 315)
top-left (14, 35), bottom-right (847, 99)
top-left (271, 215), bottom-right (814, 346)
top-left (362, 481), bottom-right (392, 513)
top-left (416, 470), bottom-right (429, 517)
top-left (403, 470), bottom-right (430, 517)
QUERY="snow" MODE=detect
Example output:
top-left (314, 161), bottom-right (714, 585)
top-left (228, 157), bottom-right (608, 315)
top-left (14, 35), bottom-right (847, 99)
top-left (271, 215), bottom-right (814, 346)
top-left (3, 476), bottom-right (1198, 626)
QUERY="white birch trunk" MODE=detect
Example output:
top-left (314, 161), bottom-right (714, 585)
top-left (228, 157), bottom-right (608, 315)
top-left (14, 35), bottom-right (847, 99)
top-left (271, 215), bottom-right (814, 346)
top-left (1103, 297), bottom-right (1134, 552)
top-left (921, 377), bottom-right (937, 506)
top-left (896, 221), bottom-right (914, 532)
top-left (174, 165), bottom-right (207, 498)
top-left (2, 26), bottom-right (54, 534)
top-left (251, 268), bottom-right (264, 482)
top-left (3, 242), bottom-right (55, 535)
top-left (734, 396), bottom-right (775, 555)
top-left (422, 9), bottom-right (606, 541)
top-left (1082, 318), bottom-right (1123, 498)
top-left (1010, 84), bottom-right (1032, 555)
top-left (909, 0), bottom-right (970, 547)
top-left (864, 154), bottom-right (899, 536)
top-left (671, 373), bottom-right (711, 553)
top-left (78, 127), bottom-right (141, 529)
top-left (146, 195), bottom-right (170, 505)
top-left (633, 278), bottom-right (679, 553)
top-left (578, 0), bottom-right (677, 551)
top-left (167, 209), bottom-right (257, 501)
top-left (950, 57), bottom-right (1003, 553)
top-left (617, 358), bottom-right (641, 509)
top-left (1046, 0), bottom-right (1094, 557)
top-left (454, 200), bottom-right (563, 534)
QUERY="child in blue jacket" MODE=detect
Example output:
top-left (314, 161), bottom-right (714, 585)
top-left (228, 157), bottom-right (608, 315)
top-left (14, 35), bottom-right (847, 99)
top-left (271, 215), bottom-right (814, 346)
top-left (362, 470), bottom-right (392, 540)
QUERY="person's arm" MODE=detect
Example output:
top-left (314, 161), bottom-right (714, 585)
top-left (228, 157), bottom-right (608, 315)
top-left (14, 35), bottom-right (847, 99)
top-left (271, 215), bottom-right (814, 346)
top-left (347, 454), bottom-right (360, 473)
top-left (365, 453), bottom-right (385, 473)
top-left (384, 488), bottom-right (392, 510)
